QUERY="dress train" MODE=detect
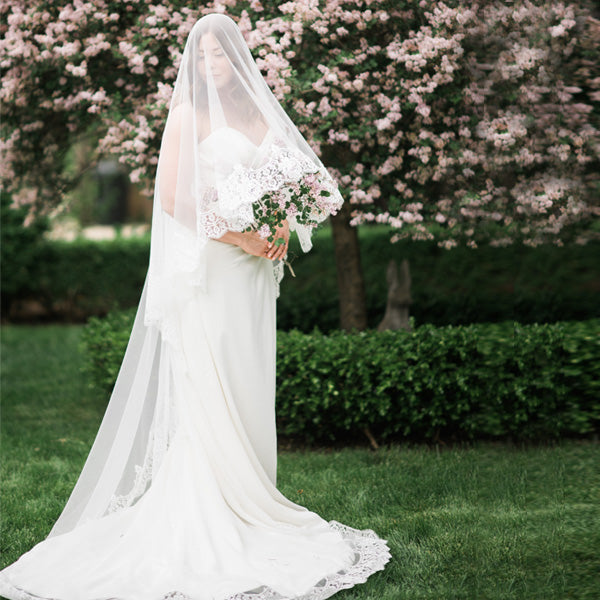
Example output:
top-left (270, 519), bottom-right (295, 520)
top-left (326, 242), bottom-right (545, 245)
top-left (0, 239), bottom-right (391, 600)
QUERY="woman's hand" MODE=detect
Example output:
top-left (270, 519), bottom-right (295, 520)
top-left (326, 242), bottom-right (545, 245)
top-left (238, 231), bottom-right (272, 258)
top-left (266, 219), bottom-right (289, 261)
top-left (224, 220), bottom-right (290, 261)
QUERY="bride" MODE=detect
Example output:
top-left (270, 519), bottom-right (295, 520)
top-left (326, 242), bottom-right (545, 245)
top-left (0, 13), bottom-right (391, 600)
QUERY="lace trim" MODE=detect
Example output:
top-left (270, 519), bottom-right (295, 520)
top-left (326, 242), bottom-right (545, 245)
top-left (228, 521), bottom-right (392, 600)
top-left (106, 440), bottom-right (155, 515)
top-left (107, 359), bottom-right (179, 516)
top-left (200, 143), bottom-right (339, 237)
top-left (0, 521), bottom-right (391, 600)
top-left (196, 208), bottom-right (231, 240)
top-left (217, 144), bottom-right (323, 225)
top-left (272, 259), bottom-right (284, 299)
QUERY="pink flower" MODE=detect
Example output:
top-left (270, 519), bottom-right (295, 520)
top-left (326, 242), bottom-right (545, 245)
top-left (285, 203), bottom-right (299, 217)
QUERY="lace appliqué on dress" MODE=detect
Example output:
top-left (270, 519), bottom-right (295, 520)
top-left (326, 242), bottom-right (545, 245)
top-left (228, 521), bottom-right (392, 600)
top-left (106, 356), bottom-right (179, 516)
top-left (0, 520), bottom-right (391, 600)
top-left (105, 446), bottom-right (155, 515)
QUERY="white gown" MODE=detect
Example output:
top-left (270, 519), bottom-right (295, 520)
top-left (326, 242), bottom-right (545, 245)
top-left (0, 131), bottom-right (391, 600)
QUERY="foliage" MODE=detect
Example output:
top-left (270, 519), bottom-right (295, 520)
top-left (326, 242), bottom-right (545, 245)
top-left (5, 226), bottom-right (599, 327)
top-left (0, 193), bottom-right (49, 313)
top-left (279, 226), bottom-right (600, 331)
top-left (275, 319), bottom-right (600, 443)
top-left (82, 311), bottom-right (600, 444)
top-left (1, 234), bottom-right (149, 320)
top-left (34, 236), bottom-right (149, 317)
top-left (1, 0), bottom-right (598, 247)
top-left (80, 307), bottom-right (140, 393)
top-left (2, 324), bottom-right (599, 599)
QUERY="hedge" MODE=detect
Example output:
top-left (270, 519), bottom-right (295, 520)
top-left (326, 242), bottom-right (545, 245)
top-left (278, 227), bottom-right (600, 331)
top-left (82, 310), bottom-right (600, 444)
top-left (35, 237), bottom-right (149, 318)
top-left (3, 236), bottom-right (149, 321)
top-left (3, 209), bottom-right (600, 328)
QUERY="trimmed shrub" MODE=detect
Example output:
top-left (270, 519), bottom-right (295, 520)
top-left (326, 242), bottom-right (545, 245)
top-left (4, 236), bottom-right (149, 321)
top-left (5, 225), bottom-right (600, 328)
top-left (36, 237), bottom-right (149, 318)
top-left (82, 310), bottom-right (600, 444)
top-left (0, 194), bottom-right (49, 315)
top-left (277, 227), bottom-right (600, 331)
top-left (80, 306), bottom-right (141, 394)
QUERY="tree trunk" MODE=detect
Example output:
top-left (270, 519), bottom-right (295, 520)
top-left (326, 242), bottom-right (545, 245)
top-left (330, 202), bottom-right (368, 331)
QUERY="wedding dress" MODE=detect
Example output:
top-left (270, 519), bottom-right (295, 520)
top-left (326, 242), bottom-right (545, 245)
top-left (0, 13), bottom-right (391, 600)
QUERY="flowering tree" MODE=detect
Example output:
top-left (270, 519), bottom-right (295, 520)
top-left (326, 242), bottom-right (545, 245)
top-left (1, 0), bottom-right (199, 211)
top-left (2, 0), bottom-right (599, 329)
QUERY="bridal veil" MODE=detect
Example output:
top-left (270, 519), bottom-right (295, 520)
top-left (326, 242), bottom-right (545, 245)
top-left (46, 13), bottom-right (345, 540)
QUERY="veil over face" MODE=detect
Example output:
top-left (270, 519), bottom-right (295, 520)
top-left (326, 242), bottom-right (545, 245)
top-left (43, 13), bottom-right (344, 541)
top-left (146, 13), bottom-right (344, 343)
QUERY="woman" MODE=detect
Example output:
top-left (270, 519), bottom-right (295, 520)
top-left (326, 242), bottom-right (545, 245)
top-left (0, 13), bottom-right (391, 600)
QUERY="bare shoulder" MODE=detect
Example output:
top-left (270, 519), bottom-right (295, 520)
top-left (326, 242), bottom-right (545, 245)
top-left (168, 102), bottom-right (194, 129)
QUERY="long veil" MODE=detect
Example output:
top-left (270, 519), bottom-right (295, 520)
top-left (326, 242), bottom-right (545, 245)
top-left (47, 13), bottom-right (344, 539)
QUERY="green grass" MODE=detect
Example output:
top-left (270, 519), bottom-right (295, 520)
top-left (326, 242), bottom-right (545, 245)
top-left (1, 325), bottom-right (599, 599)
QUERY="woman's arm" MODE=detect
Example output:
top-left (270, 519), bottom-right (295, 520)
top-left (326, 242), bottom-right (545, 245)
top-left (157, 106), bottom-right (186, 217)
top-left (217, 219), bottom-right (289, 261)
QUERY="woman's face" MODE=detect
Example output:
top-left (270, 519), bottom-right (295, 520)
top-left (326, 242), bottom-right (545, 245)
top-left (197, 32), bottom-right (233, 89)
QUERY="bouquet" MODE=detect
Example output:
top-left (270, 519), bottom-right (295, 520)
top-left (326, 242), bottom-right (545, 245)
top-left (248, 169), bottom-right (343, 246)
top-left (215, 145), bottom-right (344, 275)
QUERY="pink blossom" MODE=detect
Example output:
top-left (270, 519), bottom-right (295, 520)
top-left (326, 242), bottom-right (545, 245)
top-left (258, 223), bottom-right (270, 238)
top-left (0, 0), bottom-right (596, 250)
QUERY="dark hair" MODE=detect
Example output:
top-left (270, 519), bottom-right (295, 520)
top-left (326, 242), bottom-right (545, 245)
top-left (187, 25), bottom-right (264, 127)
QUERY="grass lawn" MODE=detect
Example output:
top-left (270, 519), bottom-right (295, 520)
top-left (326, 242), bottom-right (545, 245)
top-left (1, 324), bottom-right (598, 599)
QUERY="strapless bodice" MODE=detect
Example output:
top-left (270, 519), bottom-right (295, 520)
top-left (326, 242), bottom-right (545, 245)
top-left (198, 127), bottom-right (274, 181)
top-left (199, 126), bottom-right (272, 151)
